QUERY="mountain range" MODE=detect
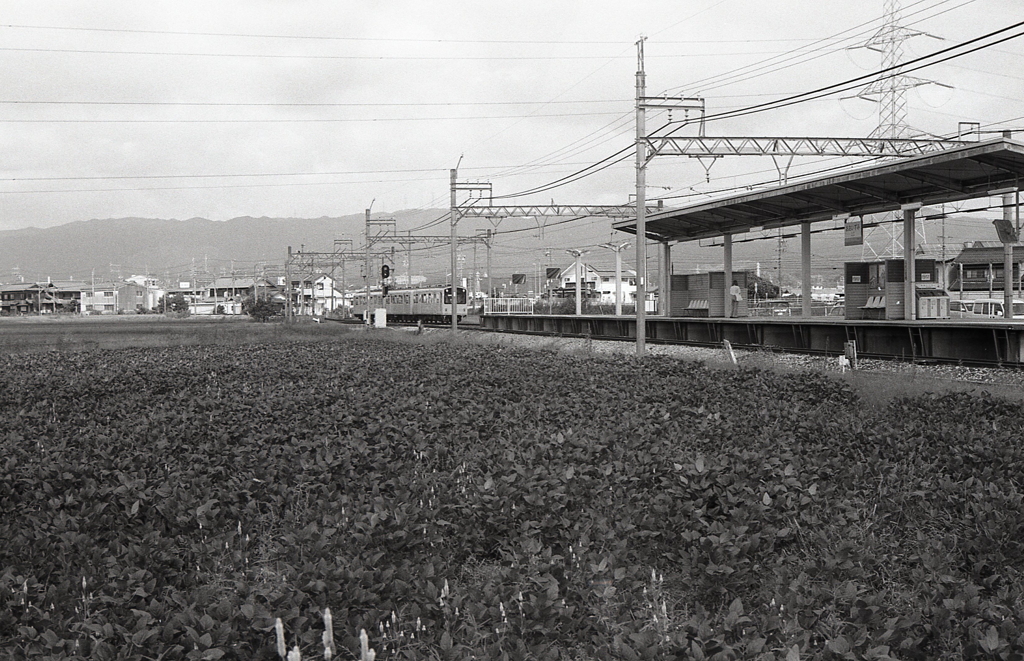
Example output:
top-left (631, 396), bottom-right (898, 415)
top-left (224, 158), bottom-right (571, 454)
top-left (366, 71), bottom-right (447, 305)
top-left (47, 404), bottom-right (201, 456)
top-left (0, 209), bottom-right (1002, 286)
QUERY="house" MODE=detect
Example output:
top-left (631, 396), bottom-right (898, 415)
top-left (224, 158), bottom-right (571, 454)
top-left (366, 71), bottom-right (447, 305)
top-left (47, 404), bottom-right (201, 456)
top-left (950, 243), bottom-right (1024, 296)
top-left (288, 274), bottom-right (345, 316)
top-left (1, 282), bottom-right (53, 314)
top-left (51, 281), bottom-right (87, 313)
top-left (80, 283), bottom-right (119, 314)
top-left (558, 263), bottom-right (638, 304)
top-left (117, 282), bottom-right (150, 313)
top-left (207, 276), bottom-right (275, 301)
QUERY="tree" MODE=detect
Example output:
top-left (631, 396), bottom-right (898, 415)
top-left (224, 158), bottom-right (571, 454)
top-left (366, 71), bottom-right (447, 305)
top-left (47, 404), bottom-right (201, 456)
top-left (242, 295), bottom-right (279, 322)
top-left (748, 274), bottom-right (779, 300)
top-left (58, 299), bottom-right (80, 314)
top-left (156, 293), bottom-right (190, 314)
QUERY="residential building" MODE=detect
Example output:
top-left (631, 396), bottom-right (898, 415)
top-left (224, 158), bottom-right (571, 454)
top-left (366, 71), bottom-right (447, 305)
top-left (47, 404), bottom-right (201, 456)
top-left (1, 282), bottom-right (54, 314)
top-left (950, 243), bottom-right (1024, 297)
top-left (80, 283), bottom-right (119, 314)
top-left (558, 263), bottom-right (638, 304)
top-left (288, 274), bottom-right (345, 316)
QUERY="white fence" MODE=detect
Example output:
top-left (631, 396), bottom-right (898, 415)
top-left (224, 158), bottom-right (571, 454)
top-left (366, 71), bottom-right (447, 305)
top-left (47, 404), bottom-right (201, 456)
top-left (484, 298), bottom-right (535, 314)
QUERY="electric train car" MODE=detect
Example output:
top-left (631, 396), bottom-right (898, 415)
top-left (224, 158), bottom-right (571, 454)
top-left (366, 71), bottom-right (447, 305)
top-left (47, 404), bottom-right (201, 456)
top-left (351, 286), bottom-right (468, 323)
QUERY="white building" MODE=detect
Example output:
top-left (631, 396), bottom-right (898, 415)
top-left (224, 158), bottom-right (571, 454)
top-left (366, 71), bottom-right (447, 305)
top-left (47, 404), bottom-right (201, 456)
top-left (558, 263), bottom-right (638, 304)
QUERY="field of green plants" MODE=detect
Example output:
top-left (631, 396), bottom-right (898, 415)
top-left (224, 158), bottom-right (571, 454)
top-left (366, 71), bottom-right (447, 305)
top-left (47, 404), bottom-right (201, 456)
top-left (2, 334), bottom-right (1023, 660)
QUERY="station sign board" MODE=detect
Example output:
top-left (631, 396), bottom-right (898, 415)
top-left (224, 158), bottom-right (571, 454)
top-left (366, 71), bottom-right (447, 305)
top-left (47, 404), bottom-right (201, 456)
top-left (844, 217), bottom-right (863, 246)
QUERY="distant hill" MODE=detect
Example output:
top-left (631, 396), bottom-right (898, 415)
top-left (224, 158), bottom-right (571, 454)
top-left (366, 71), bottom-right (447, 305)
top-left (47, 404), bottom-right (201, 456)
top-left (0, 208), bottom-right (1001, 286)
top-left (0, 211), bottom-right (448, 283)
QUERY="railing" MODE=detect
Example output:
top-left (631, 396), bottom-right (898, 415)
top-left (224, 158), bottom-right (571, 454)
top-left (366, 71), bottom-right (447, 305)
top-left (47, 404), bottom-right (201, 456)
top-left (484, 298), bottom-right (535, 314)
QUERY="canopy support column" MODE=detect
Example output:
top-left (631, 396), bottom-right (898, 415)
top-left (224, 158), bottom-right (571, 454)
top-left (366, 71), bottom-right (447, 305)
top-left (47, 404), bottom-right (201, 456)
top-left (661, 241), bottom-right (672, 316)
top-left (723, 233), bottom-right (733, 318)
top-left (904, 205), bottom-right (918, 321)
top-left (801, 222), bottom-right (811, 318)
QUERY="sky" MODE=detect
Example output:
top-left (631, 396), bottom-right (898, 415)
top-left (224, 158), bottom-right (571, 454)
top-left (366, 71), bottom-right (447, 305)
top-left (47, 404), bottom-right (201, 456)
top-left (1, 0), bottom-right (1023, 279)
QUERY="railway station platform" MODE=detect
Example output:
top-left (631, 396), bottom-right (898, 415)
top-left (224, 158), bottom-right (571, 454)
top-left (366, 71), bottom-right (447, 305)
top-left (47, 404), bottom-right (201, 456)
top-left (480, 314), bottom-right (1024, 366)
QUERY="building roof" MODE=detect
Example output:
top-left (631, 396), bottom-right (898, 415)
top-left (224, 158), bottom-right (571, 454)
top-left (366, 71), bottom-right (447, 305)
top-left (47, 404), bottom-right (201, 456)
top-left (51, 281), bottom-right (89, 291)
top-left (613, 137), bottom-right (1024, 243)
top-left (0, 282), bottom-right (45, 292)
top-left (210, 276), bottom-right (272, 288)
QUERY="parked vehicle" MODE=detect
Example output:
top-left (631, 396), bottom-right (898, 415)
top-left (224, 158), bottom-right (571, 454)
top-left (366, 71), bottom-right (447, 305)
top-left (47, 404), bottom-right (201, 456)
top-left (949, 299), bottom-right (975, 318)
top-left (951, 298), bottom-right (1024, 319)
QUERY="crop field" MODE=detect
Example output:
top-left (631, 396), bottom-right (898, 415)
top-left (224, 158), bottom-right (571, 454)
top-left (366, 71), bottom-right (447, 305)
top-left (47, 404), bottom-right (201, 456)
top-left (0, 316), bottom-right (346, 355)
top-left (2, 333), bottom-right (1024, 660)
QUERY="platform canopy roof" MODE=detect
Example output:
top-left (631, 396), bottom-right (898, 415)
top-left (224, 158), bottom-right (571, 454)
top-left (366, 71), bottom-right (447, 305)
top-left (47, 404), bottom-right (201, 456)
top-left (613, 137), bottom-right (1024, 243)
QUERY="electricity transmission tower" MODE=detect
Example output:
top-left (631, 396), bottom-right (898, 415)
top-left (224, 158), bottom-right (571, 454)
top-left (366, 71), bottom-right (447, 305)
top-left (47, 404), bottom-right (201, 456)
top-left (851, 0), bottom-right (948, 258)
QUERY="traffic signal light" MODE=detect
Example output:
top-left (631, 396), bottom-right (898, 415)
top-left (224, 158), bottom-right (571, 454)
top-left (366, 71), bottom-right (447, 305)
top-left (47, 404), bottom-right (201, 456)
top-left (381, 264), bottom-right (391, 279)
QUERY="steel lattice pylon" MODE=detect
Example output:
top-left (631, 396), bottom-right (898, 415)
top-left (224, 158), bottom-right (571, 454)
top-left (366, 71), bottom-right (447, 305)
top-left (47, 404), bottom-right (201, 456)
top-left (853, 0), bottom-right (943, 258)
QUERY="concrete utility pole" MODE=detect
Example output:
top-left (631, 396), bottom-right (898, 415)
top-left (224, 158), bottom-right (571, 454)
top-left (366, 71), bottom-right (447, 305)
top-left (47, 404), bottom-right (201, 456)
top-left (635, 37), bottom-right (648, 354)
top-left (566, 249), bottom-right (588, 315)
top-left (450, 168), bottom-right (459, 333)
top-left (365, 207), bottom-right (372, 326)
top-left (449, 165), bottom-right (491, 332)
top-left (285, 247), bottom-right (292, 322)
top-left (600, 241), bottom-right (630, 316)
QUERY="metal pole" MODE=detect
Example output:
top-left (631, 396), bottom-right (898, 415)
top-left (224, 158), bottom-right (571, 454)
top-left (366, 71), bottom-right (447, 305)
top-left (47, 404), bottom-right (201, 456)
top-left (486, 230), bottom-right (493, 311)
top-left (634, 38), bottom-right (647, 356)
top-left (450, 168), bottom-right (459, 333)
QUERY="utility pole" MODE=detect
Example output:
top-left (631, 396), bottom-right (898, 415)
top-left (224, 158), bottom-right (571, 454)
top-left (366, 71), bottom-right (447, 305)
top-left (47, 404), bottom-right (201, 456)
top-left (285, 247), bottom-right (292, 321)
top-left (566, 249), bottom-right (588, 315)
top-left (600, 241), bottom-right (631, 316)
top-left (333, 238), bottom-right (353, 317)
top-left (364, 205), bottom-right (374, 326)
top-left (635, 38), bottom-right (648, 354)
top-left (449, 165), bottom-right (491, 332)
top-left (450, 168), bottom-right (459, 333)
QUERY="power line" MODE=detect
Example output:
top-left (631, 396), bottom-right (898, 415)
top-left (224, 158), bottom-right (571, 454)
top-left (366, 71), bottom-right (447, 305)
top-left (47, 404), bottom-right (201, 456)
top-left (694, 19), bottom-right (1024, 125)
top-left (0, 23), bottom-right (845, 45)
top-left (0, 111), bottom-right (626, 124)
top-left (0, 45), bottom-right (803, 61)
top-left (662, 0), bottom-right (969, 95)
top-left (0, 98), bottom-right (629, 107)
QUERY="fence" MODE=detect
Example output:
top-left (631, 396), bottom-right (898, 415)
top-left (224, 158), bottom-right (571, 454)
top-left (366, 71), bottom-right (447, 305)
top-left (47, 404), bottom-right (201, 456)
top-left (484, 298), bottom-right (535, 314)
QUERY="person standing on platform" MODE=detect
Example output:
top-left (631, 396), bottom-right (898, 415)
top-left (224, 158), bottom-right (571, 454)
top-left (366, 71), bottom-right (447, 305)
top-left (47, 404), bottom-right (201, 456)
top-left (730, 280), bottom-right (743, 317)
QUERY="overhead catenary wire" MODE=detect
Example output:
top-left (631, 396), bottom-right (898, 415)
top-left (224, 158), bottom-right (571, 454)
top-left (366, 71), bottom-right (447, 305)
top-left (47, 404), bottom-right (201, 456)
top-left (665, 0), bottom-right (972, 96)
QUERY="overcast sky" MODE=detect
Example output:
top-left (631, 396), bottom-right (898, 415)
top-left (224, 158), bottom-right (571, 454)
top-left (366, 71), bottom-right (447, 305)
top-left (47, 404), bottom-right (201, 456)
top-left (1, 0), bottom-right (1022, 269)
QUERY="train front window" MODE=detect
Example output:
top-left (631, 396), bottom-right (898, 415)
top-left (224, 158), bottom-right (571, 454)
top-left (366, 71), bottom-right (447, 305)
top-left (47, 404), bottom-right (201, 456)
top-left (457, 288), bottom-right (466, 304)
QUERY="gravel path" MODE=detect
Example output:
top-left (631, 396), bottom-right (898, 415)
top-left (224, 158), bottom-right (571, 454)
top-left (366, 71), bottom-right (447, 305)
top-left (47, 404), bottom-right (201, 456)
top-left (458, 329), bottom-right (1024, 392)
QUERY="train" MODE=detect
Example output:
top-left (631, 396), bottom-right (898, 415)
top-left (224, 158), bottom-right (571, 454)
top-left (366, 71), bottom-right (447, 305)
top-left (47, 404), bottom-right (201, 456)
top-left (350, 285), bottom-right (468, 323)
